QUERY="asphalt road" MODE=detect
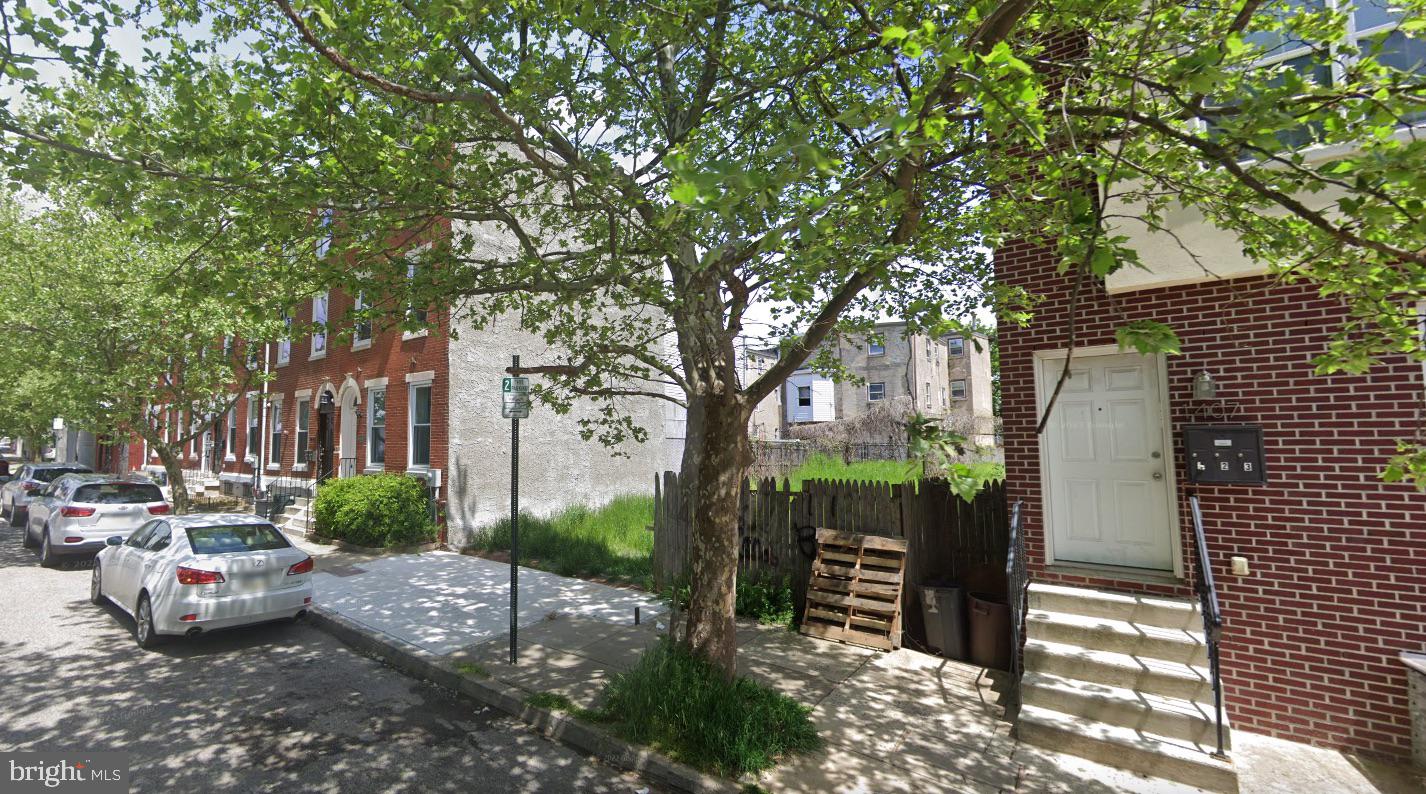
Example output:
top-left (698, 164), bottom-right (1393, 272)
top-left (0, 524), bottom-right (651, 793)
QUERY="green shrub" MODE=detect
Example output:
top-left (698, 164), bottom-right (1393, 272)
top-left (313, 473), bottom-right (437, 548)
top-left (736, 575), bottom-right (797, 628)
top-left (594, 638), bottom-right (820, 777)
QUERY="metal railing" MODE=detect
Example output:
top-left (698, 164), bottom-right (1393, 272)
top-left (1005, 499), bottom-right (1027, 684)
top-left (1189, 494), bottom-right (1228, 759)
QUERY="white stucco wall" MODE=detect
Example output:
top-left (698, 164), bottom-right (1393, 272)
top-left (445, 320), bottom-right (675, 549)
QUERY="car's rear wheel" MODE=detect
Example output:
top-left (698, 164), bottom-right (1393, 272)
top-left (6, 503), bottom-right (21, 528)
top-left (21, 519), bottom-right (38, 548)
top-left (90, 564), bottom-right (105, 605)
top-left (38, 530), bottom-right (57, 568)
top-left (134, 593), bottom-right (161, 649)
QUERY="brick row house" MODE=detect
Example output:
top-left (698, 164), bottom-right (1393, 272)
top-left (997, 16), bottom-right (1426, 791)
top-left (125, 220), bottom-right (672, 548)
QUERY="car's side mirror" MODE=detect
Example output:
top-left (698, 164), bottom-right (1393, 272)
top-left (105, 536), bottom-right (123, 546)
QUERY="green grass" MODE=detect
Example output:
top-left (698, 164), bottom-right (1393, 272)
top-left (773, 453), bottom-right (922, 491)
top-left (735, 574), bottom-right (797, 629)
top-left (470, 494), bottom-right (654, 585)
top-left (454, 661), bottom-right (489, 679)
top-left (593, 638), bottom-right (821, 777)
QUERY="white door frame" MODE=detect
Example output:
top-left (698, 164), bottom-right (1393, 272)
top-left (1033, 344), bottom-right (1184, 578)
top-left (337, 380), bottom-right (360, 477)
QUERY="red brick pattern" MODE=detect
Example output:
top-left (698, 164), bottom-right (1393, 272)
top-left (998, 240), bottom-right (1426, 757)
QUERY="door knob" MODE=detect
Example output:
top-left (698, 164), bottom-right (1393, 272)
top-left (1152, 472), bottom-right (1163, 480)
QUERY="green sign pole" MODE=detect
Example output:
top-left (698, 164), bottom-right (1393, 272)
top-left (509, 354), bottom-right (519, 665)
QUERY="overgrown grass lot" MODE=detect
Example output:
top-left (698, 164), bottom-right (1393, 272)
top-left (595, 638), bottom-right (821, 777)
top-left (469, 494), bottom-right (654, 585)
top-left (769, 453), bottom-right (922, 490)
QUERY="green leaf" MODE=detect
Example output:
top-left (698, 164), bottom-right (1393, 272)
top-left (669, 181), bottom-right (699, 205)
top-left (1115, 321), bottom-right (1182, 355)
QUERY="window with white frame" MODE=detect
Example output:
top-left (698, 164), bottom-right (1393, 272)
top-left (406, 260), bottom-right (429, 327)
top-left (408, 383), bottom-right (432, 468)
top-left (1225, 1), bottom-right (1426, 147)
top-left (951, 379), bottom-right (967, 400)
top-left (868, 340), bottom-right (885, 356)
top-left (948, 336), bottom-right (965, 356)
top-left (940, 386), bottom-right (947, 406)
top-left (294, 398), bottom-right (310, 465)
top-left (268, 400), bottom-right (283, 466)
top-left (367, 387), bottom-right (386, 466)
top-left (316, 208), bottom-right (334, 259)
top-left (868, 382), bottom-right (886, 401)
top-left (311, 293), bottom-right (328, 358)
top-left (353, 291), bottom-right (372, 347)
top-left (246, 395), bottom-right (260, 457)
top-left (225, 406), bottom-right (237, 459)
top-left (923, 382), bottom-right (931, 405)
top-left (924, 339), bottom-right (932, 360)
top-left (277, 311), bottom-right (292, 365)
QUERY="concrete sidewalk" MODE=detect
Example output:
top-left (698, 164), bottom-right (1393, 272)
top-left (295, 540), bottom-right (1424, 794)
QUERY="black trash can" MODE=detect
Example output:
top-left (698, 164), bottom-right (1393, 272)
top-left (968, 592), bottom-right (1012, 671)
top-left (919, 583), bottom-right (968, 661)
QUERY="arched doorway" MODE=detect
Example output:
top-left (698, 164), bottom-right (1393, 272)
top-left (338, 379), bottom-right (360, 477)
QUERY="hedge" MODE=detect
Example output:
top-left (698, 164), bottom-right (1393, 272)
top-left (312, 473), bottom-right (437, 548)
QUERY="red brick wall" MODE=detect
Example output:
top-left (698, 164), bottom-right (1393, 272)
top-left (998, 240), bottom-right (1426, 757)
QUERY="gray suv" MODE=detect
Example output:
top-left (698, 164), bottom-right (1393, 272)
top-left (1, 463), bottom-right (94, 528)
top-left (24, 475), bottom-right (169, 567)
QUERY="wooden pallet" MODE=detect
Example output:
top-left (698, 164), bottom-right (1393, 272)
top-left (800, 528), bottom-right (907, 651)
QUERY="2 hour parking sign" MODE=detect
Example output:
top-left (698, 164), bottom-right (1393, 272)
top-left (501, 376), bottom-right (530, 418)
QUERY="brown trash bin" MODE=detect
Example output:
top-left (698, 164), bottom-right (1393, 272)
top-left (968, 592), bottom-right (1011, 671)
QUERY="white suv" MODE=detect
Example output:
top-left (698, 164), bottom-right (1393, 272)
top-left (25, 475), bottom-right (170, 567)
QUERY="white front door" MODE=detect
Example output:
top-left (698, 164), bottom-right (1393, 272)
top-left (339, 393), bottom-right (358, 477)
top-left (1038, 350), bottom-right (1176, 571)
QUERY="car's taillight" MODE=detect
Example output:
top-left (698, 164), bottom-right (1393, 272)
top-left (287, 556), bottom-right (314, 576)
top-left (59, 506), bottom-right (96, 518)
top-left (64, 537), bottom-right (84, 543)
top-left (21, 482), bottom-right (40, 492)
top-left (147, 504), bottom-right (171, 515)
top-left (176, 567), bottom-right (225, 585)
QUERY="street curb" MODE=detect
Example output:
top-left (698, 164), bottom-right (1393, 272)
top-left (306, 605), bottom-right (739, 794)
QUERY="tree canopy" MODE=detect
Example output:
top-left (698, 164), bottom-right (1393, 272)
top-left (2, 0), bottom-right (1424, 670)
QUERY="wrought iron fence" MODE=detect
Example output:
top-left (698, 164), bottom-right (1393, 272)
top-left (1189, 493), bottom-right (1228, 759)
top-left (1006, 499), bottom-right (1027, 687)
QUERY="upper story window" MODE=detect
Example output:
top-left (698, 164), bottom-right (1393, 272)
top-left (406, 260), bottom-right (429, 328)
top-left (1225, 1), bottom-right (1426, 146)
top-left (868, 382), bottom-right (886, 401)
top-left (277, 311), bottom-right (292, 365)
top-left (868, 340), bottom-right (885, 356)
top-left (951, 379), bottom-right (967, 400)
top-left (353, 291), bottom-right (372, 349)
top-left (316, 208), bottom-right (334, 259)
top-left (924, 339), bottom-right (932, 360)
top-left (311, 293), bottom-right (329, 359)
top-left (797, 385), bottom-right (812, 407)
top-left (948, 336), bottom-right (965, 356)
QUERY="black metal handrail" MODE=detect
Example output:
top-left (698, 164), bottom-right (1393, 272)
top-left (1189, 493), bottom-right (1228, 759)
top-left (1006, 499), bottom-right (1027, 684)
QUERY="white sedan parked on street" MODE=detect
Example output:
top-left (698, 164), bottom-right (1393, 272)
top-left (91, 514), bottom-right (315, 648)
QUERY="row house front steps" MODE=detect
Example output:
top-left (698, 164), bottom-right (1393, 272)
top-left (275, 496), bottom-right (314, 538)
top-left (1016, 582), bottom-right (1239, 793)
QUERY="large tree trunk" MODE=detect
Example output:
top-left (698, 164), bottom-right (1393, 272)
top-left (681, 386), bottom-right (751, 678)
top-left (152, 442), bottom-right (191, 515)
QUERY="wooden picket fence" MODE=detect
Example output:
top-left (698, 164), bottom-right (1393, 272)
top-left (651, 471), bottom-right (1010, 649)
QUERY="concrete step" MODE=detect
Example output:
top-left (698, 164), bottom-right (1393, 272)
top-left (1028, 582), bottom-right (1200, 631)
top-left (1023, 637), bottom-right (1214, 702)
top-left (1017, 704), bottom-right (1236, 792)
top-left (1026, 609), bottom-right (1208, 666)
top-left (1021, 671), bottom-right (1227, 748)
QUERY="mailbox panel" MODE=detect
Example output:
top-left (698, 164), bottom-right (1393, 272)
top-left (1183, 424), bottom-right (1267, 485)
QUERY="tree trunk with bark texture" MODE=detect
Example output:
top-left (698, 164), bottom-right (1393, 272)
top-left (151, 439), bottom-right (191, 515)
